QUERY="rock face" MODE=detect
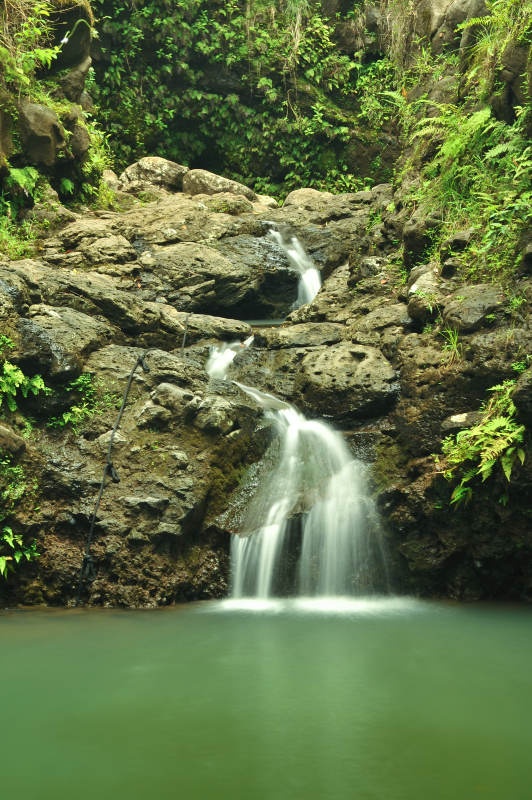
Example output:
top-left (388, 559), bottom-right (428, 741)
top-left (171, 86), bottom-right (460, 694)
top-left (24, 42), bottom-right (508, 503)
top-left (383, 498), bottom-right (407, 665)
top-left (18, 103), bottom-right (66, 167)
top-left (1, 168), bottom-right (531, 608)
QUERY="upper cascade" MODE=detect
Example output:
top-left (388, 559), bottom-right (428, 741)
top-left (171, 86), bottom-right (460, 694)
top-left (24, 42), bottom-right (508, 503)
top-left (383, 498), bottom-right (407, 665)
top-left (267, 226), bottom-right (322, 307)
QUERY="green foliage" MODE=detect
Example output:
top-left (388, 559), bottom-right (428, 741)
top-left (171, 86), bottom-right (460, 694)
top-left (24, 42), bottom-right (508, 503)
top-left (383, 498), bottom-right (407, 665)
top-left (440, 327), bottom-right (463, 364)
top-left (0, 525), bottom-right (39, 578)
top-left (91, 0), bottom-right (381, 194)
top-left (0, 337), bottom-right (49, 413)
top-left (354, 57), bottom-right (397, 128)
top-left (48, 372), bottom-right (120, 432)
top-left (436, 380), bottom-right (527, 506)
top-left (402, 101), bottom-right (531, 282)
top-left (393, 0), bottom-right (532, 284)
top-left (48, 372), bottom-right (96, 431)
top-left (0, 450), bottom-right (39, 578)
top-left (0, 1), bottom-right (60, 90)
top-left (458, 0), bottom-right (532, 99)
top-left (512, 355), bottom-right (531, 374)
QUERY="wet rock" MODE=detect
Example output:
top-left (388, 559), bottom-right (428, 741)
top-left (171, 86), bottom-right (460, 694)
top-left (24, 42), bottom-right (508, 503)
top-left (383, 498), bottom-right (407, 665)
top-left (18, 304), bottom-right (115, 377)
top-left (17, 101), bottom-right (66, 166)
top-left (294, 342), bottom-right (398, 420)
top-left (443, 284), bottom-right (506, 332)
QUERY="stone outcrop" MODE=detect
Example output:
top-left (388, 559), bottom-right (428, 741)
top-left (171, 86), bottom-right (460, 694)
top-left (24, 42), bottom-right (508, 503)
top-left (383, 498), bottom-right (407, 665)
top-left (1, 1), bottom-right (94, 181)
top-left (1, 167), bottom-right (530, 607)
top-left (1, 0), bottom-right (531, 607)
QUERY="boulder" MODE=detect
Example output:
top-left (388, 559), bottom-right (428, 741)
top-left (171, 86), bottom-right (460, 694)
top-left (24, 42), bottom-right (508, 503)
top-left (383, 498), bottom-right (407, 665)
top-left (78, 235), bottom-right (137, 266)
top-left (118, 157), bottom-right (189, 194)
top-left (442, 284), bottom-right (506, 332)
top-left (294, 341), bottom-right (398, 420)
top-left (407, 264), bottom-right (446, 323)
top-left (0, 425), bottom-right (26, 459)
top-left (58, 55), bottom-right (92, 103)
top-left (17, 102), bottom-right (66, 167)
top-left (182, 169), bottom-right (257, 201)
top-left (50, 1), bottom-right (94, 71)
top-left (141, 240), bottom-right (298, 318)
top-left (17, 304), bottom-right (115, 377)
top-left (255, 322), bottom-right (344, 349)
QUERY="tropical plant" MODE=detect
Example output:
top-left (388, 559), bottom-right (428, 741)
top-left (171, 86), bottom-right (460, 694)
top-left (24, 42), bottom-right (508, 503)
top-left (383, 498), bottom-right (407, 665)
top-left (0, 525), bottom-right (39, 578)
top-left (0, 0), bottom-right (60, 90)
top-left (436, 380), bottom-right (527, 506)
top-left (48, 372), bottom-right (120, 432)
top-left (440, 327), bottom-right (463, 364)
top-left (0, 449), bottom-right (40, 579)
top-left (0, 336), bottom-right (49, 413)
top-left (90, 0), bottom-right (388, 194)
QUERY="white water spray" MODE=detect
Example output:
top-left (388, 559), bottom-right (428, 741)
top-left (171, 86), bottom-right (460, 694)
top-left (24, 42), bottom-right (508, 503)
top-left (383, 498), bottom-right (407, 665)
top-left (206, 336), bottom-right (254, 381)
top-left (267, 227), bottom-right (321, 307)
top-left (231, 385), bottom-right (384, 599)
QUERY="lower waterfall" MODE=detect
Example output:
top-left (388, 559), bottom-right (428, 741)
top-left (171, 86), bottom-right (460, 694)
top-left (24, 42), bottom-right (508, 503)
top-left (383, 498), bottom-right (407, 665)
top-left (230, 385), bottom-right (386, 599)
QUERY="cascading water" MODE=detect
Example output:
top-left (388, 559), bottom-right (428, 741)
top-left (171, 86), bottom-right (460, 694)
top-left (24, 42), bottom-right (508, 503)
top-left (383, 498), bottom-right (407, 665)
top-left (230, 384), bottom-right (385, 599)
top-left (206, 229), bottom-right (385, 599)
top-left (206, 335), bottom-right (254, 380)
top-left (267, 226), bottom-right (321, 307)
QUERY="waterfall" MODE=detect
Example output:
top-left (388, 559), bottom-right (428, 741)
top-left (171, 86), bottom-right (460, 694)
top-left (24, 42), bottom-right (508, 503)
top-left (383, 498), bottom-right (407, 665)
top-left (230, 384), bottom-right (385, 599)
top-left (204, 233), bottom-right (384, 599)
top-left (267, 227), bottom-right (321, 307)
top-left (206, 335), bottom-right (254, 381)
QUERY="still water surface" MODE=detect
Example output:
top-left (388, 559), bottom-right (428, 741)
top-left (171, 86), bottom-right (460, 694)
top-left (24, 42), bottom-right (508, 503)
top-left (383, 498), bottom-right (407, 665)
top-left (1, 597), bottom-right (531, 800)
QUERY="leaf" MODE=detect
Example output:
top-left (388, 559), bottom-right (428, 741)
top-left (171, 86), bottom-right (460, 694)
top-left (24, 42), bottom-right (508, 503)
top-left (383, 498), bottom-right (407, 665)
top-left (500, 452), bottom-right (514, 481)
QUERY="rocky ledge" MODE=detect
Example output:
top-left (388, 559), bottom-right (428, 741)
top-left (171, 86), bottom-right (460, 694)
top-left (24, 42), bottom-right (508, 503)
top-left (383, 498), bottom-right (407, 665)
top-left (1, 161), bottom-right (531, 606)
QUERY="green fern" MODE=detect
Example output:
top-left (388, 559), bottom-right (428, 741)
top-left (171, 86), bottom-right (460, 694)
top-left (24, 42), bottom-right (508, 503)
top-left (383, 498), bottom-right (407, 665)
top-left (436, 380), bottom-right (527, 506)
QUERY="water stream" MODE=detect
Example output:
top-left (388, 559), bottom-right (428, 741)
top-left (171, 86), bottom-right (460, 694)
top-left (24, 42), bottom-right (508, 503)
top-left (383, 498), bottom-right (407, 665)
top-left (230, 384), bottom-right (385, 599)
top-left (207, 234), bottom-right (384, 599)
top-left (267, 225), bottom-right (322, 307)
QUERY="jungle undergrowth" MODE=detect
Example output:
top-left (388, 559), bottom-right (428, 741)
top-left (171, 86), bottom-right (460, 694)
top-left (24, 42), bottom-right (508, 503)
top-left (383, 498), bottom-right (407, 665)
top-left (435, 379), bottom-right (527, 507)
